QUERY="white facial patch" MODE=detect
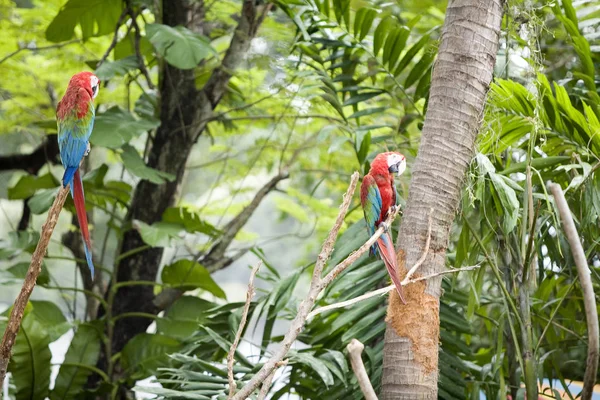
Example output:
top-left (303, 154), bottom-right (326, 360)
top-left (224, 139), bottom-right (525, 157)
top-left (90, 75), bottom-right (100, 99)
top-left (387, 153), bottom-right (406, 176)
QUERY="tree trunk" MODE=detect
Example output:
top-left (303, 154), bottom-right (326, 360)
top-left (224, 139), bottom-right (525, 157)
top-left (381, 0), bottom-right (503, 398)
top-left (91, 0), bottom-right (268, 385)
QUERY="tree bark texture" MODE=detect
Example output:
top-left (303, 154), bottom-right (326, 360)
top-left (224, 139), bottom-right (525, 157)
top-left (94, 0), bottom-right (267, 379)
top-left (381, 0), bottom-right (503, 398)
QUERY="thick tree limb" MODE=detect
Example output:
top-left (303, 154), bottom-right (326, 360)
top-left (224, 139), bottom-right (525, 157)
top-left (0, 186), bottom-right (69, 383)
top-left (0, 136), bottom-right (59, 173)
top-left (347, 339), bottom-right (377, 400)
top-left (95, 0), bottom-right (271, 388)
top-left (228, 261), bottom-right (261, 398)
top-left (549, 182), bottom-right (599, 400)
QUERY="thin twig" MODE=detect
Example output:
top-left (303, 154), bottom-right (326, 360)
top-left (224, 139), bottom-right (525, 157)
top-left (258, 359), bottom-right (288, 400)
top-left (308, 264), bottom-right (481, 319)
top-left (127, 4), bottom-right (155, 90)
top-left (402, 208), bottom-right (433, 283)
top-left (0, 40), bottom-right (80, 66)
top-left (230, 172), bottom-right (360, 400)
top-left (228, 261), bottom-right (261, 399)
top-left (347, 339), bottom-right (377, 400)
top-left (96, 7), bottom-right (130, 68)
top-left (0, 186), bottom-right (69, 383)
top-left (549, 182), bottom-right (599, 400)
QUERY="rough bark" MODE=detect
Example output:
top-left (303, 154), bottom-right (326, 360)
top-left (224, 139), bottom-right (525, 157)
top-left (382, 0), bottom-right (503, 398)
top-left (92, 0), bottom-right (269, 383)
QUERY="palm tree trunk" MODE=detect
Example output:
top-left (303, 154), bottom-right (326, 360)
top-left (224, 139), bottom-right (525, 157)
top-left (381, 0), bottom-right (504, 398)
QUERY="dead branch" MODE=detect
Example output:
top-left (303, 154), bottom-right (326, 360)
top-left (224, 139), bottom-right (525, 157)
top-left (0, 186), bottom-right (69, 383)
top-left (347, 339), bottom-right (377, 400)
top-left (126, 3), bottom-right (155, 90)
top-left (308, 264), bottom-right (481, 319)
top-left (549, 182), bottom-right (599, 400)
top-left (258, 359), bottom-right (287, 400)
top-left (228, 261), bottom-right (261, 399)
top-left (230, 171), bottom-right (361, 400)
top-left (402, 208), bottom-right (433, 282)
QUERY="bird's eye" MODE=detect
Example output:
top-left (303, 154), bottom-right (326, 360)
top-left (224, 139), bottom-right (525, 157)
top-left (92, 85), bottom-right (98, 97)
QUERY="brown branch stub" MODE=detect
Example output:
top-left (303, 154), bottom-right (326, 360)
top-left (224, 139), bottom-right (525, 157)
top-left (0, 186), bottom-right (69, 383)
top-left (549, 182), bottom-right (599, 400)
top-left (347, 339), bottom-right (377, 400)
top-left (258, 359), bottom-right (287, 400)
top-left (228, 261), bottom-right (261, 399)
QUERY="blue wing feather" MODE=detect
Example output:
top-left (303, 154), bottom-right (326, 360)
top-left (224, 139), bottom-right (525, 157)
top-left (58, 105), bottom-right (95, 187)
top-left (361, 175), bottom-right (382, 256)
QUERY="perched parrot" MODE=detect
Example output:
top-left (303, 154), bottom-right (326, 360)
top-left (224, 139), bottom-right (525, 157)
top-left (360, 152), bottom-right (407, 304)
top-left (56, 71), bottom-right (100, 278)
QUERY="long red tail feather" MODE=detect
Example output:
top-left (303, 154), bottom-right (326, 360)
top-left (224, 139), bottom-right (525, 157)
top-left (72, 169), bottom-right (95, 277)
top-left (377, 231), bottom-right (406, 304)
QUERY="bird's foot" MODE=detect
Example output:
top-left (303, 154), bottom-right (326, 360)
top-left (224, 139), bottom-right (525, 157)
top-left (84, 142), bottom-right (91, 157)
top-left (390, 205), bottom-right (398, 214)
top-left (381, 221), bottom-right (390, 232)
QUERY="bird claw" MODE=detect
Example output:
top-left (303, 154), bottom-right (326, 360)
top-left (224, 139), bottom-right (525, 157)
top-left (84, 142), bottom-right (91, 157)
top-left (381, 221), bottom-right (390, 232)
top-left (390, 205), bottom-right (398, 214)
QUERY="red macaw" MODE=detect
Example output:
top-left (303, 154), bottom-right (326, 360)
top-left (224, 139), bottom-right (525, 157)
top-left (56, 71), bottom-right (100, 278)
top-left (360, 152), bottom-right (407, 304)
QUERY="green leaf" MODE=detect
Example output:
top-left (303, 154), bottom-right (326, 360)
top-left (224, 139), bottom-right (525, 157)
top-left (0, 231), bottom-right (39, 258)
top-left (50, 323), bottom-right (102, 400)
top-left (343, 91), bottom-right (383, 106)
top-left (7, 262), bottom-right (50, 286)
top-left (28, 301), bottom-right (69, 341)
top-left (8, 173), bottom-right (57, 200)
top-left (373, 16), bottom-right (395, 57)
top-left (394, 33), bottom-right (431, 77)
top-left (8, 312), bottom-right (52, 400)
top-left (114, 32), bottom-right (153, 60)
top-left (156, 296), bottom-right (215, 339)
top-left (133, 220), bottom-right (182, 247)
top-left (161, 259), bottom-right (226, 298)
top-left (162, 207), bottom-right (221, 237)
top-left (121, 333), bottom-right (181, 377)
top-left (94, 55), bottom-right (139, 80)
top-left (145, 23), bottom-right (215, 69)
top-left (28, 188), bottom-right (60, 215)
top-left (289, 351), bottom-right (334, 386)
top-left (355, 131), bottom-right (371, 165)
top-left (121, 144), bottom-right (175, 184)
top-left (45, 0), bottom-right (123, 42)
top-left (91, 106), bottom-right (159, 149)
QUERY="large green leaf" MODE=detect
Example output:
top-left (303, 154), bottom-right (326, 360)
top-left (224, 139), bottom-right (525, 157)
top-left (28, 187), bottom-right (60, 215)
top-left (94, 55), bottom-right (139, 80)
top-left (50, 323), bottom-right (102, 400)
top-left (156, 296), bottom-right (215, 339)
top-left (29, 301), bottom-right (69, 341)
top-left (45, 0), bottom-right (123, 42)
top-left (121, 333), bottom-right (181, 378)
top-left (161, 259), bottom-right (226, 299)
top-left (145, 23), bottom-right (215, 69)
top-left (91, 107), bottom-right (159, 149)
top-left (8, 173), bottom-right (57, 200)
top-left (121, 144), bottom-right (176, 184)
top-left (8, 312), bottom-right (52, 400)
top-left (133, 220), bottom-right (182, 247)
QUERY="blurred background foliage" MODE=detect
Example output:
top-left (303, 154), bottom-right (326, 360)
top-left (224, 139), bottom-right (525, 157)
top-left (0, 0), bottom-right (599, 398)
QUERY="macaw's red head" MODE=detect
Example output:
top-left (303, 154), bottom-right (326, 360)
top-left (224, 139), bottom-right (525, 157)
top-left (67, 71), bottom-right (100, 100)
top-left (370, 152), bottom-right (406, 177)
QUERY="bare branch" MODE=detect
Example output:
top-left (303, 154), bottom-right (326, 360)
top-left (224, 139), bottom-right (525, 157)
top-left (0, 136), bottom-right (59, 173)
top-left (0, 186), bottom-right (69, 382)
top-left (228, 261), bottom-right (261, 399)
top-left (402, 208), bottom-right (433, 283)
top-left (127, 6), bottom-right (155, 90)
top-left (201, 171), bottom-right (289, 268)
top-left (0, 39), bottom-right (80, 66)
top-left (308, 264), bottom-right (481, 319)
top-left (347, 339), bottom-right (377, 400)
top-left (258, 359), bottom-right (287, 400)
top-left (97, 7), bottom-right (130, 68)
top-left (549, 182), bottom-right (599, 400)
top-left (230, 172), bottom-right (360, 400)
